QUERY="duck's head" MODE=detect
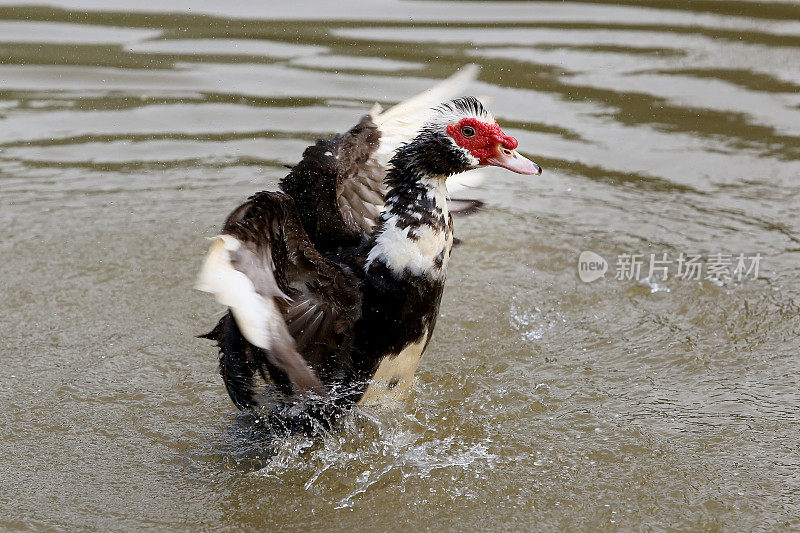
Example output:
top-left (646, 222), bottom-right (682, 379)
top-left (409, 96), bottom-right (542, 177)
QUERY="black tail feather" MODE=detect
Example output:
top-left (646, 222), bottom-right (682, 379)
top-left (202, 313), bottom-right (259, 410)
top-left (448, 198), bottom-right (484, 217)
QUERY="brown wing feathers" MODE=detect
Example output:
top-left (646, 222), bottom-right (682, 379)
top-left (279, 115), bottom-right (383, 251)
top-left (204, 192), bottom-right (360, 404)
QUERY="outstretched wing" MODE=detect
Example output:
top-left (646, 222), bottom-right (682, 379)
top-left (197, 191), bottom-right (360, 408)
top-left (279, 115), bottom-right (382, 251)
top-left (280, 65), bottom-right (486, 251)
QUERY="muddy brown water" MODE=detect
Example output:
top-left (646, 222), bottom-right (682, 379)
top-left (1, 1), bottom-right (799, 530)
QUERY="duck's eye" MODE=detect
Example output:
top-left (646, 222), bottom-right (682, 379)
top-left (461, 126), bottom-right (476, 138)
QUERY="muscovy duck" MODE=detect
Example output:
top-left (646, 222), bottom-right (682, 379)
top-left (197, 68), bottom-right (541, 411)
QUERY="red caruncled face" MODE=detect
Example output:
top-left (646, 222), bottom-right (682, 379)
top-left (446, 118), bottom-right (518, 162)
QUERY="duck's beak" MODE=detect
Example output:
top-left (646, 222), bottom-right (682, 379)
top-left (484, 147), bottom-right (542, 175)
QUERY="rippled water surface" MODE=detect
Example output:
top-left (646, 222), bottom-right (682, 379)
top-left (1, 1), bottom-right (799, 530)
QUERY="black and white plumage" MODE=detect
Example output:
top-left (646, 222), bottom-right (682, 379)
top-left (197, 66), bottom-right (541, 413)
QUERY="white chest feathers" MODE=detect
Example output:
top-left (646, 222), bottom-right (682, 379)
top-left (357, 331), bottom-right (429, 407)
top-left (367, 217), bottom-right (452, 276)
top-left (366, 179), bottom-right (453, 278)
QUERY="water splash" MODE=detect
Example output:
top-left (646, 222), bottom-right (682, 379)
top-left (239, 409), bottom-right (498, 509)
top-left (639, 276), bottom-right (672, 293)
top-left (509, 296), bottom-right (563, 341)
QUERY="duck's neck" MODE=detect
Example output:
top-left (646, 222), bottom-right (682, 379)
top-left (366, 161), bottom-right (454, 280)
